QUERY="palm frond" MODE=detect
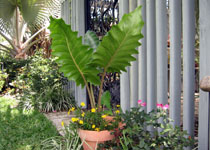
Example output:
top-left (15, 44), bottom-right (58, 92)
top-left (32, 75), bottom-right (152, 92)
top-left (0, 0), bottom-right (16, 22)
top-left (28, 0), bottom-right (61, 31)
top-left (0, 0), bottom-right (61, 35)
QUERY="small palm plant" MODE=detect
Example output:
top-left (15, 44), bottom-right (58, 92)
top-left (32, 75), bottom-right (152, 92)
top-left (49, 6), bottom-right (144, 111)
top-left (0, 0), bottom-right (61, 58)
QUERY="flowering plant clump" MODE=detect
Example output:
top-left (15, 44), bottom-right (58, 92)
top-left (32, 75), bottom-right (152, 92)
top-left (98, 100), bottom-right (194, 149)
top-left (68, 102), bottom-right (122, 131)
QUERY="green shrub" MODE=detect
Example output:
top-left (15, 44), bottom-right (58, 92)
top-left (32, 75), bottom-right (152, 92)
top-left (0, 53), bottom-right (29, 93)
top-left (19, 85), bottom-right (75, 112)
top-left (15, 51), bottom-right (75, 112)
top-left (0, 70), bottom-right (8, 92)
top-left (0, 51), bottom-right (75, 112)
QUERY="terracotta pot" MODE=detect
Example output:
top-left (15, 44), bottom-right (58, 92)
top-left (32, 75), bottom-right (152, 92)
top-left (78, 129), bottom-right (114, 150)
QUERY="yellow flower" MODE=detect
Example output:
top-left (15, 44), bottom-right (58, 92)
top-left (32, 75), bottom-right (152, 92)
top-left (91, 108), bottom-right (96, 112)
top-left (115, 110), bottom-right (120, 114)
top-left (80, 102), bottom-right (85, 107)
top-left (81, 112), bottom-right (85, 117)
top-left (102, 115), bottom-right (107, 118)
top-left (116, 105), bottom-right (120, 108)
top-left (71, 117), bottom-right (79, 122)
top-left (68, 110), bottom-right (70, 115)
top-left (95, 128), bottom-right (100, 132)
top-left (71, 107), bottom-right (75, 111)
top-left (79, 120), bottom-right (84, 124)
top-left (61, 121), bottom-right (64, 127)
top-left (92, 124), bottom-right (96, 129)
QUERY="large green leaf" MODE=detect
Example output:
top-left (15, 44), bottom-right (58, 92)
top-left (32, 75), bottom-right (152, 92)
top-left (49, 17), bottom-right (100, 87)
top-left (93, 6), bottom-right (144, 73)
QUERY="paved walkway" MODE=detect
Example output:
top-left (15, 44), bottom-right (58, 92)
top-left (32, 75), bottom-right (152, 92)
top-left (44, 112), bottom-right (74, 136)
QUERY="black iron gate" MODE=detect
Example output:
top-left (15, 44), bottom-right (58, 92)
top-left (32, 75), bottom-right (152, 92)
top-left (85, 0), bottom-right (120, 106)
top-left (85, 0), bottom-right (119, 36)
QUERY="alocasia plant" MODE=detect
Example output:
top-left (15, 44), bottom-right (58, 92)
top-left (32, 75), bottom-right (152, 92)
top-left (48, 6), bottom-right (144, 110)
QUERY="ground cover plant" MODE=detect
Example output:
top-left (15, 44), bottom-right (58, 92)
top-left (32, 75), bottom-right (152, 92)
top-left (0, 97), bottom-right (58, 150)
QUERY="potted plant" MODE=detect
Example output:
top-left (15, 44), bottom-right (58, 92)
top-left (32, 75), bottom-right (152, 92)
top-left (48, 6), bottom-right (144, 150)
top-left (98, 101), bottom-right (194, 149)
top-left (67, 102), bottom-right (122, 149)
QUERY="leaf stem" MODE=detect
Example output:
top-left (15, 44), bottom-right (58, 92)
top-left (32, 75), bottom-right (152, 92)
top-left (82, 77), bottom-right (95, 109)
top-left (97, 70), bottom-right (106, 111)
top-left (90, 84), bottom-right (96, 107)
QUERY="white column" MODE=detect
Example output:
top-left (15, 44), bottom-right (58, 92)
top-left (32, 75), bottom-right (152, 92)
top-left (137, 0), bottom-right (147, 110)
top-left (119, 0), bottom-right (130, 112)
top-left (156, 0), bottom-right (168, 131)
top-left (169, 0), bottom-right (182, 127)
top-left (156, 1), bottom-right (168, 106)
top-left (129, 0), bottom-right (138, 108)
top-left (71, 0), bottom-right (76, 30)
top-left (183, 0), bottom-right (195, 146)
top-left (146, 0), bottom-right (156, 113)
top-left (74, 0), bottom-right (87, 106)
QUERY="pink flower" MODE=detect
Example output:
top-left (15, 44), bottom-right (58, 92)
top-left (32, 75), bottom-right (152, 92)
top-left (138, 100), bottom-right (142, 104)
top-left (157, 103), bottom-right (163, 108)
top-left (163, 104), bottom-right (169, 110)
top-left (53, 110), bottom-right (57, 113)
top-left (141, 102), bottom-right (146, 107)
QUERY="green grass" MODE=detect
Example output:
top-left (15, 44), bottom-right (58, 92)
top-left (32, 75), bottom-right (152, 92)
top-left (0, 97), bottom-right (58, 150)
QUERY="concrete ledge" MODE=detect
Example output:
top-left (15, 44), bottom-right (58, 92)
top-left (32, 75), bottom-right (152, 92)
top-left (200, 76), bottom-right (210, 92)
